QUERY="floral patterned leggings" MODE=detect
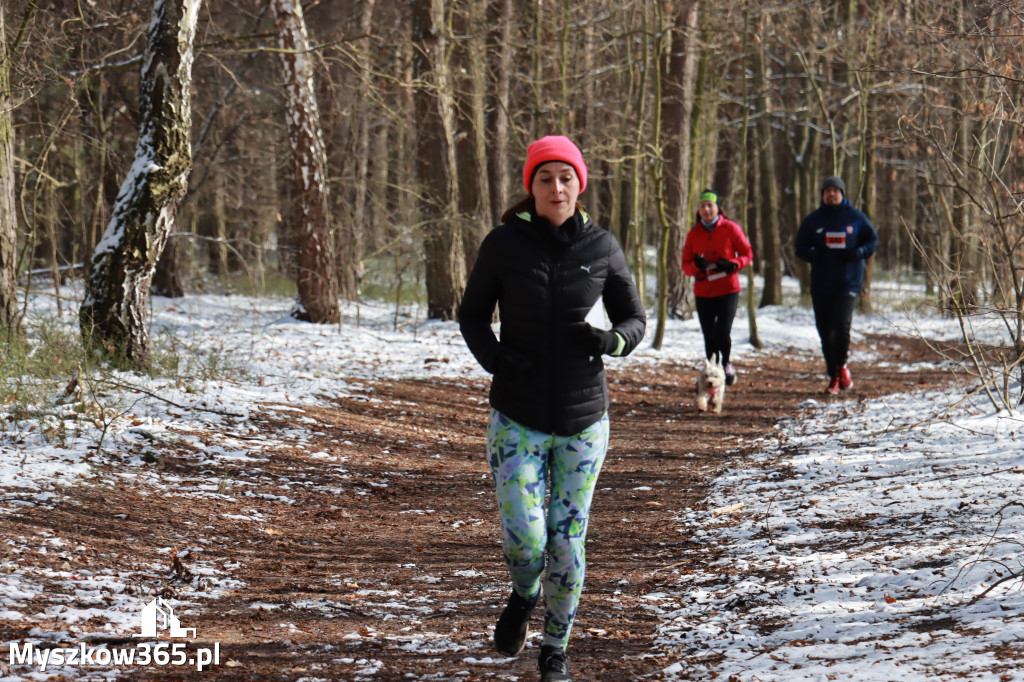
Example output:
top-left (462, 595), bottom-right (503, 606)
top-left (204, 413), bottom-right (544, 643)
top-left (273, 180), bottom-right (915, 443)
top-left (486, 409), bottom-right (610, 649)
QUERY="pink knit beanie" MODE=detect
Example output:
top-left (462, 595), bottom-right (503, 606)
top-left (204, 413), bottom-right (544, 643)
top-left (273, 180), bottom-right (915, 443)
top-left (523, 135), bottom-right (588, 194)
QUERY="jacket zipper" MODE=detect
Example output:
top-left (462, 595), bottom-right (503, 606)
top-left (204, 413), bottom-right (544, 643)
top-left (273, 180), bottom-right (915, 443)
top-left (548, 248), bottom-right (562, 433)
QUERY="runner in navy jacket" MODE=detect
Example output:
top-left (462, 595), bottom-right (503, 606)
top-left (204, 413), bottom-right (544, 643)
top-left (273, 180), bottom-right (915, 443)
top-left (794, 176), bottom-right (878, 393)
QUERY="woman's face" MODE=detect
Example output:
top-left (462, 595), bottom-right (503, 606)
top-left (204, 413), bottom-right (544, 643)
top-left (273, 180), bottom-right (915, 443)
top-left (531, 162), bottom-right (580, 227)
top-left (698, 200), bottom-right (719, 223)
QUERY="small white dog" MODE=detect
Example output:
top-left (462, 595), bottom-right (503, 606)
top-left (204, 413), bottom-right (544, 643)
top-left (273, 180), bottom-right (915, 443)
top-left (696, 355), bottom-right (726, 414)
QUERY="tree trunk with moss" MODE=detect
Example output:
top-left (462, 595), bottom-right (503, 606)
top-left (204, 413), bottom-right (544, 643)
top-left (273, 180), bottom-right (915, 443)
top-left (79, 0), bottom-right (201, 366)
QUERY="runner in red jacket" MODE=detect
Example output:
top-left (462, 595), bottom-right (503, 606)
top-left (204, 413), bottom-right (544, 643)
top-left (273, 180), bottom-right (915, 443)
top-left (681, 190), bottom-right (754, 385)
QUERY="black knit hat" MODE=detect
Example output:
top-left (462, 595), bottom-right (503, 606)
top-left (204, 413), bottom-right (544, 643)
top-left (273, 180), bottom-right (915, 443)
top-left (821, 176), bottom-right (846, 195)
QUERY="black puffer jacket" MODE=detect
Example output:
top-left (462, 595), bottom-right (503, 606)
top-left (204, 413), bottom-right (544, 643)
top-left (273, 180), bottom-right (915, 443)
top-left (459, 210), bottom-right (646, 436)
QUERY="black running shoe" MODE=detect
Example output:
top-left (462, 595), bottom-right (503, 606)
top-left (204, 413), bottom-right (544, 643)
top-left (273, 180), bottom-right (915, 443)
top-left (493, 589), bottom-right (539, 657)
top-left (539, 645), bottom-right (572, 681)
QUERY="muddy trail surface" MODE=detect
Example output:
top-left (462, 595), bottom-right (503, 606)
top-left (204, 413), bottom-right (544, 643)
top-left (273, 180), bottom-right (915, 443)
top-left (0, 335), bottom-right (955, 681)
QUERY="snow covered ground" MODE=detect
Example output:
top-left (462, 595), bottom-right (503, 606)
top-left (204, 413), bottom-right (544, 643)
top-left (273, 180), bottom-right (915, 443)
top-left (1, 276), bottom-right (1022, 680)
top-left (654, 388), bottom-right (1024, 680)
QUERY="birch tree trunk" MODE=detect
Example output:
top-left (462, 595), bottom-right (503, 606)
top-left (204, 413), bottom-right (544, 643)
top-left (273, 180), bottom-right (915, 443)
top-left (151, 232), bottom-right (186, 297)
top-left (0, 5), bottom-right (19, 340)
top-left (274, 0), bottom-right (342, 324)
top-left (79, 0), bottom-right (201, 366)
top-left (413, 0), bottom-right (465, 321)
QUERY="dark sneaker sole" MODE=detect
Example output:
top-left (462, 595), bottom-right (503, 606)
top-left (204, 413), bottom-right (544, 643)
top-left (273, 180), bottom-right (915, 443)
top-left (494, 639), bottom-right (527, 657)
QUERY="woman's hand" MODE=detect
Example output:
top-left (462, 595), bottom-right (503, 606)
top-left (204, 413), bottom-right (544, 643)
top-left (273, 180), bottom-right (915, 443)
top-left (715, 257), bottom-right (738, 274)
top-left (572, 323), bottom-right (620, 356)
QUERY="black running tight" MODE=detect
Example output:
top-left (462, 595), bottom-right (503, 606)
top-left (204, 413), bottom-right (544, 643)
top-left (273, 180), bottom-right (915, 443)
top-left (695, 292), bottom-right (739, 365)
top-left (811, 293), bottom-right (857, 378)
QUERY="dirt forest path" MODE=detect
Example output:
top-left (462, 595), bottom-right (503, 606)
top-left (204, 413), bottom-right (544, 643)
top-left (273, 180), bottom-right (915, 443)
top-left (1, 334), bottom-right (955, 681)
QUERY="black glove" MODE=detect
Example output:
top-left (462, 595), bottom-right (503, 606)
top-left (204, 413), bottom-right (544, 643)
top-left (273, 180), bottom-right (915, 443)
top-left (715, 257), bottom-right (738, 274)
top-left (573, 323), bottom-right (620, 356)
top-left (495, 348), bottom-right (532, 376)
top-left (845, 248), bottom-right (861, 262)
top-left (693, 254), bottom-right (707, 271)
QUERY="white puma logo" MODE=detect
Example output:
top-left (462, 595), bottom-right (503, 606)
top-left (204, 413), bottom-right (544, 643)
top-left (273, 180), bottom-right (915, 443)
top-left (580, 264), bottom-right (592, 273)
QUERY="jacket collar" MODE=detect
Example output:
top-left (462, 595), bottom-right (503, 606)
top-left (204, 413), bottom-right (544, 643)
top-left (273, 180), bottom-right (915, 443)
top-left (700, 215), bottom-right (721, 231)
top-left (516, 209), bottom-right (589, 245)
top-left (820, 197), bottom-right (851, 211)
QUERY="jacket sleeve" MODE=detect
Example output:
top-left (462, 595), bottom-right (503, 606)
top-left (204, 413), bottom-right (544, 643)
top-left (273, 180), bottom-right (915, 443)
top-left (458, 231), bottom-right (502, 374)
top-left (853, 212), bottom-right (879, 260)
top-left (680, 226), bottom-right (704, 278)
top-left (794, 215), bottom-right (816, 263)
top-left (730, 222), bottom-right (754, 270)
top-left (603, 234), bottom-right (647, 356)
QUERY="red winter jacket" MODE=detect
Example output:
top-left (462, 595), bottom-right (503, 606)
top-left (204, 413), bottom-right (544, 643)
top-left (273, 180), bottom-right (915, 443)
top-left (681, 216), bottom-right (754, 299)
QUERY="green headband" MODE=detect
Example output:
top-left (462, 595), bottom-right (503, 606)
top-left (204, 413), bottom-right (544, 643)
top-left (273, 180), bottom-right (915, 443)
top-left (699, 191), bottom-right (718, 203)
